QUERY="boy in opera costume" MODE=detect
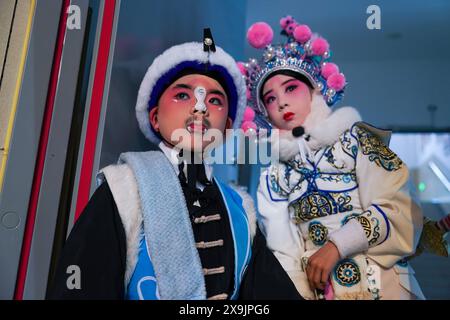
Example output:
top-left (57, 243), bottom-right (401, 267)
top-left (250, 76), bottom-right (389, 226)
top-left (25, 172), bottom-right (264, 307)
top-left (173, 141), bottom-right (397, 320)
top-left (48, 30), bottom-right (302, 300)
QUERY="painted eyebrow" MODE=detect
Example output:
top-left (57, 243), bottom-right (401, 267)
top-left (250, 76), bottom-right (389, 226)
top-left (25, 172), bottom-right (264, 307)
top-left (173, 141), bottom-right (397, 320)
top-left (208, 89), bottom-right (226, 98)
top-left (262, 78), bottom-right (299, 98)
top-left (282, 78), bottom-right (298, 86)
top-left (173, 83), bottom-right (192, 90)
top-left (262, 89), bottom-right (273, 99)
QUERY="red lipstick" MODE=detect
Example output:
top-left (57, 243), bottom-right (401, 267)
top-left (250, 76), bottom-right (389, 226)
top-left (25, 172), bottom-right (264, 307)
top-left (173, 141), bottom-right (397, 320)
top-left (283, 112), bottom-right (295, 121)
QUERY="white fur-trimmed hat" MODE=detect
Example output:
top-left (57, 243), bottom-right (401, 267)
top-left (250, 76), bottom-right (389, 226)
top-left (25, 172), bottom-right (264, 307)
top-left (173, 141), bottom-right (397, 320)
top-left (135, 42), bottom-right (247, 144)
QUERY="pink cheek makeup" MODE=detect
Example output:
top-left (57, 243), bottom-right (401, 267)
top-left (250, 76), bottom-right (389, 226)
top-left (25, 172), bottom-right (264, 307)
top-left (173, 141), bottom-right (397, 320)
top-left (172, 96), bottom-right (190, 103)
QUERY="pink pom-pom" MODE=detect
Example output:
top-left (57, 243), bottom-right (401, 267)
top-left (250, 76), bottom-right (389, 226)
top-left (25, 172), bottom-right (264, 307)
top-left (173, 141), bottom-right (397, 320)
top-left (327, 73), bottom-right (346, 91)
top-left (237, 62), bottom-right (247, 76)
top-left (285, 23), bottom-right (298, 35)
top-left (247, 22), bottom-right (274, 49)
top-left (321, 62), bottom-right (339, 79)
top-left (280, 16), bottom-right (294, 29)
top-left (242, 121), bottom-right (257, 134)
top-left (280, 18), bottom-right (289, 29)
top-left (243, 107), bottom-right (255, 122)
top-left (293, 25), bottom-right (312, 43)
top-left (311, 37), bottom-right (329, 56)
top-left (246, 88), bottom-right (252, 100)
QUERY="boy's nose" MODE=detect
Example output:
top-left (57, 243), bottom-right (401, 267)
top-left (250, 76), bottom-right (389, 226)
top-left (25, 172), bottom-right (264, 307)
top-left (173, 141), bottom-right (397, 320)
top-left (191, 105), bottom-right (209, 116)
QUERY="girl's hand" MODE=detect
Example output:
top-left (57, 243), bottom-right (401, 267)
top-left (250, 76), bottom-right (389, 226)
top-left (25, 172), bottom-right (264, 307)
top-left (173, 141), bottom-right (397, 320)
top-left (306, 241), bottom-right (341, 290)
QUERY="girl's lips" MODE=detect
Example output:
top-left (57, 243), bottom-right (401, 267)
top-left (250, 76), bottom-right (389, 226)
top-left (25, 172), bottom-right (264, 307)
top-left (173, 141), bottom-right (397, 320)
top-left (283, 112), bottom-right (295, 121)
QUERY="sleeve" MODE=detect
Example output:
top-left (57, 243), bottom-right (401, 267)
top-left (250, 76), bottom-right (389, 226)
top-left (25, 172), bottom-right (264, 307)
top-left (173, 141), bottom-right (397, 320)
top-left (239, 226), bottom-right (304, 300)
top-left (329, 125), bottom-right (423, 267)
top-left (256, 165), bottom-right (305, 289)
top-left (46, 182), bottom-right (127, 299)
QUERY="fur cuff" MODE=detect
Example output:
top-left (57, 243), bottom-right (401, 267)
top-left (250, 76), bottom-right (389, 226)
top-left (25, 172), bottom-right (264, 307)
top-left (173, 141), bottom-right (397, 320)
top-left (328, 219), bottom-right (369, 259)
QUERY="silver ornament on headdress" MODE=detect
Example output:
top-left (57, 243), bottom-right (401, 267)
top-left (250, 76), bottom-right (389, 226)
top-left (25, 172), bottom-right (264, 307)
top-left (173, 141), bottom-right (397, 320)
top-left (326, 88), bottom-right (336, 97)
top-left (249, 58), bottom-right (258, 66)
top-left (303, 41), bottom-right (312, 55)
top-left (263, 52), bottom-right (274, 62)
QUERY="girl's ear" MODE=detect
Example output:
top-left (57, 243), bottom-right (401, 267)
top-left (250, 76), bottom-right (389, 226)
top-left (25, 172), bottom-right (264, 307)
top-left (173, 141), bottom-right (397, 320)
top-left (311, 88), bottom-right (320, 100)
top-left (149, 107), bottom-right (159, 131)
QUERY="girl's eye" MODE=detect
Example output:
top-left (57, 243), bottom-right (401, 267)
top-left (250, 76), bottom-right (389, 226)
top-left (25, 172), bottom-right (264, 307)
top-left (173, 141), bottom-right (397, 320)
top-left (209, 97), bottom-right (223, 106)
top-left (175, 92), bottom-right (190, 100)
top-left (286, 85), bottom-right (298, 93)
top-left (265, 96), bottom-right (276, 105)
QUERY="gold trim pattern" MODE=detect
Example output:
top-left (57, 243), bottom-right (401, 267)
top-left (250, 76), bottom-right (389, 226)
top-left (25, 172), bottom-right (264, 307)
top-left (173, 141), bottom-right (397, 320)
top-left (355, 126), bottom-right (402, 171)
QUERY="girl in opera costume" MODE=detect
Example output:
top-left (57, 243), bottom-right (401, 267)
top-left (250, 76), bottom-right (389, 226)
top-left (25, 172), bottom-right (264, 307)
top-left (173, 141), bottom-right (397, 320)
top-left (239, 16), bottom-right (425, 300)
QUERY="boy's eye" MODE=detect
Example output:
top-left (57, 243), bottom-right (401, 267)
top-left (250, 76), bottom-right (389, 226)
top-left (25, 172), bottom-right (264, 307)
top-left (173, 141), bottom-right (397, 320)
top-left (209, 97), bottom-right (223, 106)
top-left (286, 85), bottom-right (298, 93)
top-left (175, 92), bottom-right (190, 100)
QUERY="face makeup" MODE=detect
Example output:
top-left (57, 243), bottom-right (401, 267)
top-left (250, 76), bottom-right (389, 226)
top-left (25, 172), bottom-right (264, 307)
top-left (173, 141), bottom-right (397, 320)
top-left (194, 86), bottom-right (207, 112)
top-left (149, 74), bottom-right (231, 152)
top-left (283, 112), bottom-right (295, 121)
top-left (262, 74), bottom-right (312, 130)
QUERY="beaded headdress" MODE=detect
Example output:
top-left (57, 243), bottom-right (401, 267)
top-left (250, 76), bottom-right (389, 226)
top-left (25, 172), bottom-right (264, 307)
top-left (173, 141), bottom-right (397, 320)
top-left (239, 15), bottom-right (347, 125)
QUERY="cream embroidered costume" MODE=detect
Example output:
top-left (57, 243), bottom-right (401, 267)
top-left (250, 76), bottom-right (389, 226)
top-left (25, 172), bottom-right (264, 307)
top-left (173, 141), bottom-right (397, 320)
top-left (241, 16), bottom-right (425, 300)
top-left (258, 100), bottom-right (424, 299)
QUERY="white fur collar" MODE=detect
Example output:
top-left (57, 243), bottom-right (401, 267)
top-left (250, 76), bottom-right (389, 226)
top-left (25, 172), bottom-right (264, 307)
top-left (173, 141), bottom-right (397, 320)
top-left (275, 98), bottom-right (362, 161)
top-left (306, 106), bottom-right (362, 150)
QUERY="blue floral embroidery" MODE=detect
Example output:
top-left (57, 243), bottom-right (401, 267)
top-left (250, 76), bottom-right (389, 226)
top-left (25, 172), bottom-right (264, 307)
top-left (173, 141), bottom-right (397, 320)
top-left (333, 259), bottom-right (361, 287)
top-left (308, 221), bottom-right (328, 246)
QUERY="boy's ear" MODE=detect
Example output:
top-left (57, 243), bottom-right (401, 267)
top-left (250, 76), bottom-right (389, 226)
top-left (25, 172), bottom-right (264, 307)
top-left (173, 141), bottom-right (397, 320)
top-left (225, 117), bottom-right (233, 130)
top-left (149, 107), bottom-right (159, 131)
